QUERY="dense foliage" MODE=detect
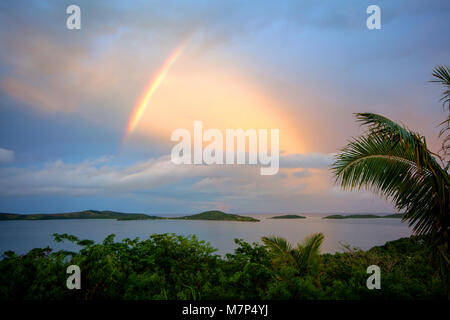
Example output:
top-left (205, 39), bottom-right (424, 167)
top-left (0, 233), bottom-right (445, 300)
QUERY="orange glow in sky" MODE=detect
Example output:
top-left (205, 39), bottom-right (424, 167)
top-left (122, 41), bottom-right (304, 154)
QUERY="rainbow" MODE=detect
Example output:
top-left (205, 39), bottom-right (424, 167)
top-left (124, 41), bottom-right (188, 141)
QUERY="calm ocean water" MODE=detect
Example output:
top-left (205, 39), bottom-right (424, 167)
top-left (0, 215), bottom-right (412, 256)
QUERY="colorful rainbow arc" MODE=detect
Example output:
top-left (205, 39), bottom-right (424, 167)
top-left (124, 41), bottom-right (189, 142)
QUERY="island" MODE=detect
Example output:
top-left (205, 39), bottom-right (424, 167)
top-left (0, 210), bottom-right (163, 221)
top-left (172, 210), bottom-right (259, 222)
top-left (269, 214), bottom-right (306, 219)
top-left (323, 214), bottom-right (403, 219)
top-left (0, 210), bottom-right (260, 222)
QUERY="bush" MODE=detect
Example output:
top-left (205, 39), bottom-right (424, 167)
top-left (0, 234), bottom-right (445, 300)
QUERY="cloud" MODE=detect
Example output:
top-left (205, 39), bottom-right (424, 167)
top-left (1, 77), bottom-right (77, 113)
top-left (0, 154), bottom-right (395, 213)
top-left (2, 0), bottom-right (447, 114)
top-left (0, 148), bottom-right (14, 162)
top-left (0, 153), bottom-right (325, 197)
top-left (1, 0), bottom-right (448, 152)
top-left (293, 169), bottom-right (312, 178)
top-left (280, 153), bottom-right (334, 168)
top-left (0, 156), bottom-right (197, 196)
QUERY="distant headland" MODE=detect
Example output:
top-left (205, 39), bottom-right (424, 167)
top-left (269, 214), bottom-right (306, 219)
top-left (0, 210), bottom-right (163, 221)
top-left (173, 211), bottom-right (259, 222)
top-left (323, 214), bottom-right (403, 219)
top-left (0, 210), bottom-right (259, 222)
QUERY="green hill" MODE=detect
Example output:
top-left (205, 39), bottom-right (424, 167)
top-left (0, 210), bottom-right (163, 221)
top-left (270, 214), bottom-right (306, 219)
top-left (323, 214), bottom-right (403, 219)
top-left (174, 210), bottom-right (259, 222)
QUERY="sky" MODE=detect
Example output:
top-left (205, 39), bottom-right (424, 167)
top-left (0, 0), bottom-right (449, 214)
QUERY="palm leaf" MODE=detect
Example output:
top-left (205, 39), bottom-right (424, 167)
top-left (262, 234), bottom-right (325, 275)
top-left (295, 233), bottom-right (324, 273)
top-left (431, 65), bottom-right (450, 156)
top-left (431, 65), bottom-right (450, 110)
top-left (261, 236), bottom-right (297, 267)
top-left (332, 113), bottom-right (449, 238)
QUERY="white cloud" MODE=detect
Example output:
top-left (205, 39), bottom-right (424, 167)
top-left (0, 148), bottom-right (14, 162)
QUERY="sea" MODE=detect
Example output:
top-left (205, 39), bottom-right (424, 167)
top-left (0, 214), bottom-right (413, 256)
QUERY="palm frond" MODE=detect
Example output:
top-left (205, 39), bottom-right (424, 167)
top-left (431, 65), bottom-right (450, 157)
top-left (262, 234), bottom-right (325, 276)
top-left (332, 113), bottom-right (449, 238)
top-left (356, 113), bottom-right (418, 146)
top-left (431, 65), bottom-right (450, 110)
top-left (261, 236), bottom-right (296, 267)
top-left (295, 233), bottom-right (324, 272)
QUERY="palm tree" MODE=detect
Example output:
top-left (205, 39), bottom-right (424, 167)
top-left (262, 233), bottom-right (324, 276)
top-left (431, 65), bottom-right (450, 157)
top-left (331, 66), bottom-right (450, 294)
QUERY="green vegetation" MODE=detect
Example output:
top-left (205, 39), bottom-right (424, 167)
top-left (0, 210), bottom-right (162, 221)
top-left (173, 210), bottom-right (259, 222)
top-left (323, 214), bottom-right (403, 219)
top-left (262, 233), bottom-right (324, 276)
top-left (270, 215), bottom-right (306, 219)
top-left (0, 233), bottom-right (445, 300)
top-left (332, 65), bottom-right (450, 296)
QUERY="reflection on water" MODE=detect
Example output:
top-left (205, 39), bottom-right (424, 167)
top-left (0, 215), bottom-right (412, 255)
